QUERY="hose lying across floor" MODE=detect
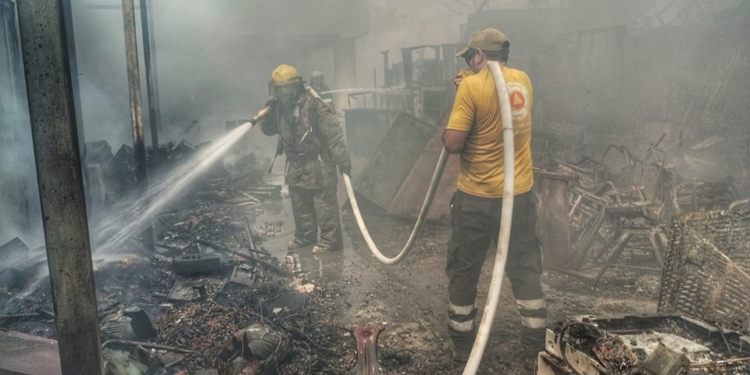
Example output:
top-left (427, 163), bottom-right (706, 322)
top-left (341, 148), bottom-right (449, 265)
top-left (341, 60), bottom-right (516, 374)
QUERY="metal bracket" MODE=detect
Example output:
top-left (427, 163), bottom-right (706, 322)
top-left (349, 324), bottom-right (385, 375)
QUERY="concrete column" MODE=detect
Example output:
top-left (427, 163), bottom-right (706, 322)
top-left (15, 1), bottom-right (104, 374)
top-left (333, 36), bottom-right (356, 110)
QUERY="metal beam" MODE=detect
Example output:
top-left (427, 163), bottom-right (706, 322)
top-left (122, 0), bottom-right (154, 249)
top-left (140, 0), bottom-right (161, 167)
top-left (15, 1), bottom-right (103, 374)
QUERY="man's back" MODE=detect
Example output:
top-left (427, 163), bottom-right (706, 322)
top-left (446, 66), bottom-right (534, 198)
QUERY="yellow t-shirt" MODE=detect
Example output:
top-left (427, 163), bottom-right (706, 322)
top-left (446, 66), bottom-right (533, 198)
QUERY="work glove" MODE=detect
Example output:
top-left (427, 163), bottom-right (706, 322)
top-left (339, 164), bottom-right (351, 177)
top-left (265, 96), bottom-right (279, 108)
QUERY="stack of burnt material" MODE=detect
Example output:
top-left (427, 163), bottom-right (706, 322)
top-left (82, 139), bottom-right (275, 208)
top-left (0, 188), bottom-right (354, 374)
top-left (195, 152), bottom-right (277, 206)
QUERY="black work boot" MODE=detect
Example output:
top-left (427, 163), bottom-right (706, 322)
top-left (447, 324), bottom-right (476, 364)
top-left (522, 327), bottom-right (546, 374)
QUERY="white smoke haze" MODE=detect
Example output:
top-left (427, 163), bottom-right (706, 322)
top-left (0, 0), bottom-right (749, 287)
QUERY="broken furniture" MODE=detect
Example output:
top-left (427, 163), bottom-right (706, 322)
top-left (542, 157), bottom-right (668, 284)
top-left (590, 200), bottom-right (668, 286)
top-left (537, 170), bottom-right (579, 269)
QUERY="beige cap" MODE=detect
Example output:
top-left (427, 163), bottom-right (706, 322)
top-left (455, 28), bottom-right (510, 58)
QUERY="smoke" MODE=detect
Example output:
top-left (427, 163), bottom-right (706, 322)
top-left (3, 0), bottom-right (749, 255)
top-left (358, 0), bottom-right (469, 87)
top-left (0, 110), bottom-right (43, 249)
top-left (67, 0), bottom-right (474, 148)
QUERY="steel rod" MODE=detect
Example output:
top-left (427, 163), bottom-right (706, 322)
top-left (15, 1), bottom-right (104, 373)
top-left (122, 0), bottom-right (154, 250)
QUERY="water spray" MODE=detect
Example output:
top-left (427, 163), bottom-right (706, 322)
top-left (342, 61), bottom-right (515, 374)
top-left (86, 105), bottom-right (272, 256)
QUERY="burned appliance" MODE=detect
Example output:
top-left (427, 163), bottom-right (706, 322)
top-left (538, 314), bottom-right (750, 375)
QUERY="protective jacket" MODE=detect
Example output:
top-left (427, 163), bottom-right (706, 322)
top-left (260, 88), bottom-right (350, 189)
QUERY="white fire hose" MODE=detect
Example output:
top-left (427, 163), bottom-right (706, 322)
top-left (462, 60), bottom-right (515, 375)
top-left (341, 149), bottom-right (449, 264)
top-left (342, 60), bottom-right (515, 374)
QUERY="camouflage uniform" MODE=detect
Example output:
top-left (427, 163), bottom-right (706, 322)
top-left (260, 88), bottom-right (350, 250)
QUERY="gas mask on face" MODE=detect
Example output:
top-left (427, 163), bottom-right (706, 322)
top-left (270, 81), bottom-right (301, 109)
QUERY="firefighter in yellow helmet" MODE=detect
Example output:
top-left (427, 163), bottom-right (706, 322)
top-left (260, 64), bottom-right (351, 254)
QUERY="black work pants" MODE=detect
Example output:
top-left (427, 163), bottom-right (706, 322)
top-left (445, 189), bottom-right (547, 357)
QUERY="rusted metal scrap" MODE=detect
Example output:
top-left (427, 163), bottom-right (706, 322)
top-left (592, 334), bottom-right (640, 375)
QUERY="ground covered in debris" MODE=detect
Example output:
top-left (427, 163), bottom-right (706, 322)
top-left (333, 210), bottom-right (658, 375)
top-left (0, 162), bottom-right (660, 375)
top-left (3, 129), bottom-right (748, 375)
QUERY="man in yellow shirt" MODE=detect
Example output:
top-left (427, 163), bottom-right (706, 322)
top-left (443, 28), bottom-right (546, 369)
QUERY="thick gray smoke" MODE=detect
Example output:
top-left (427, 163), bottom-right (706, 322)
top-left (0, 111), bottom-right (43, 248)
top-left (0, 5), bottom-right (43, 248)
top-left (2, 0), bottom-right (749, 249)
top-left (67, 0), bottom-right (476, 148)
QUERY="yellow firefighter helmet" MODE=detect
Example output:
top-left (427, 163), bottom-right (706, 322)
top-left (270, 64), bottom-right (301, 86)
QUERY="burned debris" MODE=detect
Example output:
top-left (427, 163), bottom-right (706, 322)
top-left (0, 136), bottom-right (364, 374)
top-left (539, 315), bottom-right (750, 375)
top-left (2, 0), bottom-right (750, 374)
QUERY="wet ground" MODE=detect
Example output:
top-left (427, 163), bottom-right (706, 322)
top-left (255, 162), bottom-right (660, 375)
top-left (0, 154), bottom-right (662, 375)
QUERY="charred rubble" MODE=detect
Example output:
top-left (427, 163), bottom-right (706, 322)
top-left (0, 144), bottom-right (357, 375)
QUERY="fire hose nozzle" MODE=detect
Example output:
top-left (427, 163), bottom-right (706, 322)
top-left (249, 106), bottom-right (272, 126)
